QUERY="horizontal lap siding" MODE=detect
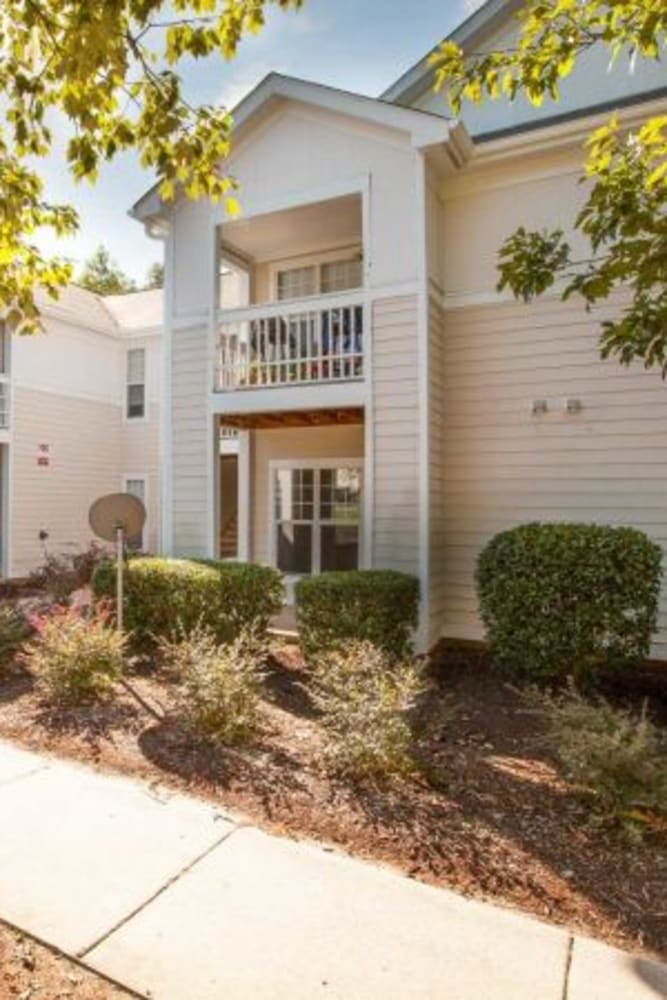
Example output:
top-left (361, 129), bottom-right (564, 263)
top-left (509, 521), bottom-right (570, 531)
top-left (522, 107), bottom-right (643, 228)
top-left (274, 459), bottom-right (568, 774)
top-left (439, 298), bottom-right (667, 659)
top-left (428, 296), bottom-right (446, 646)
top-left (10, 388), bottom-right (121, 576)
top-left (121, 404), bottom-right (161, 553)
top-left (171, 325), bottom-right (209, 556)
top-left (371, 296), bottom-right (419, 576)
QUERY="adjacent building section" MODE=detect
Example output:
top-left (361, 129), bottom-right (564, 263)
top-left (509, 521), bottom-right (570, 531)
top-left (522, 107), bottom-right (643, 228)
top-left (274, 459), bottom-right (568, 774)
top-left (5, 287), bottom-right (163, 577)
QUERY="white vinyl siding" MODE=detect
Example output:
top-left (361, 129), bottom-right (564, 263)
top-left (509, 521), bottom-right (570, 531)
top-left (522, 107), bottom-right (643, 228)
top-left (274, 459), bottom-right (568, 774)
top-left (428, 295), bottom-right (447, 647)
top-left (171, 324), bottom-right (210, 556)
top-left (371, 295), bottom-right (420, 574)
top-left (438, 295), bottom-right (667, 660)
top-left (10, 386), bottom-right (122, 576)
top-left (126, 348), bottom-right (146, 419)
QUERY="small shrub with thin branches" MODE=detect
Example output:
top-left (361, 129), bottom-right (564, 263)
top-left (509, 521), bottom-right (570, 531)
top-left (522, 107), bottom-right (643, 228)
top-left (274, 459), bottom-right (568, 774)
top-left (532, 684), bottom-right (667, 831)
top-left (22, 603), bottom-right (124, 705)
top-left (311, 640), bottom-right (426, 782)
top-left (174, 626), bottom-right (266, 746)
top-left (0, 603), bottom-right (30, 669)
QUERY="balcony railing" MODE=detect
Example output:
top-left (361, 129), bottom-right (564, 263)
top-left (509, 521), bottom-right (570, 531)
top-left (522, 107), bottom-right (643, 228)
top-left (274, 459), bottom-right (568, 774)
top-left (215, 291), bottom-right (364, 391)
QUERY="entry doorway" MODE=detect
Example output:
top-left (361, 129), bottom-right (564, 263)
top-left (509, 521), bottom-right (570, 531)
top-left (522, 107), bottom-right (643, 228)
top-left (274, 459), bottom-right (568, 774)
top-left (219, 454), bottom-right (238, 559)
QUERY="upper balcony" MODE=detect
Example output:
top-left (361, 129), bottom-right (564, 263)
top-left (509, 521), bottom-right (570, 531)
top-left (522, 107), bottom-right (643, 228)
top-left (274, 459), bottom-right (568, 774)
top-left (215, 289), bottom-right (364, 392)
top-left (211, 193), bottom-right (366, 410)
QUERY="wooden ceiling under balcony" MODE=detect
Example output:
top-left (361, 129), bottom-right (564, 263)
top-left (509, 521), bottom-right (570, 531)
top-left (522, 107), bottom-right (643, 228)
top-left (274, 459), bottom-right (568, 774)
top-left (219, 407), bottom-right (364, 431)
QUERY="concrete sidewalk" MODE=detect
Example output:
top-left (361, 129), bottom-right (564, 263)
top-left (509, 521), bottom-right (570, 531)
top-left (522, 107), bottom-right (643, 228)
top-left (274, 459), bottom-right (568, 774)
top-left (0, 739), bottom-right (665, 1000)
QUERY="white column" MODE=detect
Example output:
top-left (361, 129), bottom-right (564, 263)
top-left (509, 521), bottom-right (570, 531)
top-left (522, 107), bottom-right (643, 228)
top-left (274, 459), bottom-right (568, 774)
top-left (209, 417), bottom-right (221, 559)
top-left (237, 429), bottom-right (251, 562)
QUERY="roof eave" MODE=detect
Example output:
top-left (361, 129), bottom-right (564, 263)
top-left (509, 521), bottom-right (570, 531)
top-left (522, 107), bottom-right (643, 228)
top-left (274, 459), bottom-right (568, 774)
top-left (130, 72), bottom-right (458, 224)
top-left (381, 0), bottom-right (522, 106)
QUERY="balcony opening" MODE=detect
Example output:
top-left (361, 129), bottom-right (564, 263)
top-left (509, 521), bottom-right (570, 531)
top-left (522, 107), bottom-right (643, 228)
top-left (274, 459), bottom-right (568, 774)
top-left (215, 194), bottom-right (365, 392)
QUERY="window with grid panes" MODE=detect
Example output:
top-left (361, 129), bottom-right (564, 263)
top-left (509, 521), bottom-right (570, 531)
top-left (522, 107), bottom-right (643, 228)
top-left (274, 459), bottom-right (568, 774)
top-left (276, 266), bottom-right (317, 301)
top-left (274, 465), bottom-right (361, 574)
top-left (320, 258), bottom-right (362, 294)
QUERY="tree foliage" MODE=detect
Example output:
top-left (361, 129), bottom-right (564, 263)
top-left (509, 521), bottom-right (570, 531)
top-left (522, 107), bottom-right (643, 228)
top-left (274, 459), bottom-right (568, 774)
top-left (0, 0), bottom-right (302, 331)
top-left (430, 1), bottom-right (667, 374)
top-left (78, 245), bottom-right (136, 296)
top-left (144, 261), bottom-right (165, 289)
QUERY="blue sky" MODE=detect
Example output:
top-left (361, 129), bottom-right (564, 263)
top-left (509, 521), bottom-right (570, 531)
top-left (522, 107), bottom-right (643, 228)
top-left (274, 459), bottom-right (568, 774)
top-left (37, 0), bottom-right (483, 284)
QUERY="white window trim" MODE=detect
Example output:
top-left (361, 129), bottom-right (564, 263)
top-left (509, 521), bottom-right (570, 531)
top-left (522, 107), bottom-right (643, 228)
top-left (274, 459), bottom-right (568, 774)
top-left (122, 473), bottom-right (149, 551)
top-left (124, 347), bottom-right (148, 424)
top-left (269, 247), bottom-right (363, 304)
top-left (268, 458), bottom-right (364, 582)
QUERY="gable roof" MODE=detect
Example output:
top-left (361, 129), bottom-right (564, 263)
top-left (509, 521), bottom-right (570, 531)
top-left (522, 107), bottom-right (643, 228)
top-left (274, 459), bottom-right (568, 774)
top-left (131, 72), bottom-right (464, 225)
top-left (381, 0), bottom-right (523, 106)
top-left (36, 284), bottom-right (118, 335)
top-left (104, 287), bottom-right (163, 332)
top-left (37, 285), bottom-right (163, 337)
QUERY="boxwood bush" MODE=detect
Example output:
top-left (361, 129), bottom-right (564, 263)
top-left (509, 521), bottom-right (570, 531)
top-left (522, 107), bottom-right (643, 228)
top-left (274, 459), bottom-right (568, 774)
top-left (476, 523), bottom-right (662, 684)
top-left (91, 557), bottom-right (283, 645)
top-left (295, 570), bottom-right (419, 661)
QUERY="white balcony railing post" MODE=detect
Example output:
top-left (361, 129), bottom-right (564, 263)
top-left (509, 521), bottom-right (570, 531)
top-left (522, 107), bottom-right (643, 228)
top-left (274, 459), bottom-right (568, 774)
top-left (214, 290), bottom-right (364, 392)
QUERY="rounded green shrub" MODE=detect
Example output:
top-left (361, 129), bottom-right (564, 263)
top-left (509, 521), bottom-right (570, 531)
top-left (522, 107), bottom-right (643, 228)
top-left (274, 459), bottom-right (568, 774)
top-left (476, 522), bottom-right (663, 684)
top-left (91, 557), bottom-right (283, 645)
top-left (295, 570), bottom-right (419, 662)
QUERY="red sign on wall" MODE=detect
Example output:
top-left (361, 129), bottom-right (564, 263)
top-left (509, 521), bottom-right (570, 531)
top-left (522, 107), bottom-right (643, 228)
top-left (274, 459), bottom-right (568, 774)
top-left (36, 443), bottom-right (51, 467)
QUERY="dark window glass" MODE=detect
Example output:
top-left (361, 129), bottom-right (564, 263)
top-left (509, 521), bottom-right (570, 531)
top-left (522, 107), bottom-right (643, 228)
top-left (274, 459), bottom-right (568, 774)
top-left (127, 383), bottom-right (145, 419)
top-left (321, 525), bottom-right (359, 572)
top-left (277, 523), bottom-right (312, 574)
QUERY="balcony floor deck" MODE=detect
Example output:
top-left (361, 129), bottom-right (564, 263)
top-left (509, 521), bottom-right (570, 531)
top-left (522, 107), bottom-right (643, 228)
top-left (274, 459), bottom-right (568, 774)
top-left (219, 406), bottom-right (364, 430)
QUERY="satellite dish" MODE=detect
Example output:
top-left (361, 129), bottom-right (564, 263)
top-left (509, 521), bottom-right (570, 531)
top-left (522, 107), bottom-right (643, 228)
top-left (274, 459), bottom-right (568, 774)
top-left (89, 493), bottom-right (145, 543)
top-left (88, 493), bottom-right (146, 633)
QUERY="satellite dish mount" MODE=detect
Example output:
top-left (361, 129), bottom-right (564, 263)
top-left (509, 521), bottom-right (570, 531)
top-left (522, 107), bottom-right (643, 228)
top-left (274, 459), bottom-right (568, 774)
top-left (88, 493), bottom-right (146, 632)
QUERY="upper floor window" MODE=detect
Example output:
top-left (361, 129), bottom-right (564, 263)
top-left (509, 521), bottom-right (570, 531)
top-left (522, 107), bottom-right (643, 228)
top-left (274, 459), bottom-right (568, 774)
top-left (321, 259), bottom-right (363, 294)
top-left (276, 255), bottom-right (362, 302)
top-left (126, 348), bottom-right (145, 419)
top-left (277, 266), bottom-right (317, 301)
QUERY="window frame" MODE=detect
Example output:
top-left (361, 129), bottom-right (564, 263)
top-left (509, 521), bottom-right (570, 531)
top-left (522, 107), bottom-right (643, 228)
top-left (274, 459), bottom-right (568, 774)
top-left (271, 249), bottom-right (363, 304)
top-left (125, 346), bottom-right (147, 422)
top-left (122, 473), bottom-right (149, 551)
top-left (268, 458), bottom-right (363, 577)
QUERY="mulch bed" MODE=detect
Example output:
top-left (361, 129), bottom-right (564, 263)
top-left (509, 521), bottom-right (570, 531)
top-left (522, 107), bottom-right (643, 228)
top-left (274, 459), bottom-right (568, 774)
top-left (0, 921), bottom-right (134, 999)
top-left (0, 642), bottom-right (666, 961)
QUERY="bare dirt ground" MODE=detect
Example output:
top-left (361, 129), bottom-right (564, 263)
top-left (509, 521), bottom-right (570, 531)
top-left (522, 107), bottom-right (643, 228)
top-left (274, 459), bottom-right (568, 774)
top-left (0, 642), bottom-right (665, 960)
top-left (0, 921), bottom-right (133, 999)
